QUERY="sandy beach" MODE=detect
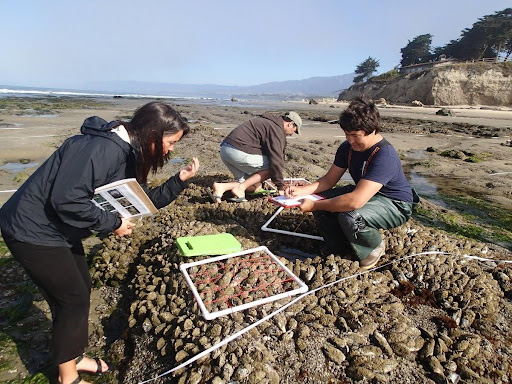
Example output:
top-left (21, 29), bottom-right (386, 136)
top-left (1, 96), bottom-right (512, 383)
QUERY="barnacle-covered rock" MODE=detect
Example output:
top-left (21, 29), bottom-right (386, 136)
top-left (322, 343), bottom-right (346, 364)
top-left (89, 175), bottom-right (512, 384)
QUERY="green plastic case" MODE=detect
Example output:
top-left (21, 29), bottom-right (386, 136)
top-left (176, 233), bottom-right (242, 257)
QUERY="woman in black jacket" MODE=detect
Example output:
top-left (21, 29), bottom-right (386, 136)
top-left (0, 101), bottom-right (199, 384)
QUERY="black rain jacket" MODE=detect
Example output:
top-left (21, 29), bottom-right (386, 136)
top-left (0, 116), bottom-right (187, 247)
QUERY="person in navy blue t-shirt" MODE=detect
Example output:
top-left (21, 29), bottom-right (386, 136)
top-left (285, 97), bottom-right (418, 269)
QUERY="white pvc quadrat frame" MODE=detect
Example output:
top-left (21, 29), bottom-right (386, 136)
top-left (261, 178), bottom-right (324, 241)
top-left (180, 246), bottom-right (309, 320)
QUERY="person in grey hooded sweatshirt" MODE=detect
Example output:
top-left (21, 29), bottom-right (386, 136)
top-left (0, 102), bottom-right (199, 384)
top-left (210, 111), bottom-right (302, 202)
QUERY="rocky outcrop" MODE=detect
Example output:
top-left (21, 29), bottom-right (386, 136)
top-left (93, 181), bottom-right (512, 384)
top-left (339, 62), bottom-right (512, 106)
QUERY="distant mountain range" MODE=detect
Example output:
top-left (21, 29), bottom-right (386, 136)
top-left (86, 74), bottom-right (355, 99)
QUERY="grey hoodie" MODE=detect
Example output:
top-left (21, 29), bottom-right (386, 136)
top-left (223, 113), bottom-right (286, 189)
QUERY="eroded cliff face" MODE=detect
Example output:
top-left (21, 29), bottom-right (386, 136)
top-left (339, 63), bottom-right (512, 106)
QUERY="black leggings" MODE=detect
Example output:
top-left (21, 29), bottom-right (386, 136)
top-left (3, 234), bottom-right (91, 365)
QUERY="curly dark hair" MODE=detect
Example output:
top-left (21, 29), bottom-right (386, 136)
top-left (339, 97), bottom-right (381, 134)
top-left (123, 102), bottom-right (189, 183)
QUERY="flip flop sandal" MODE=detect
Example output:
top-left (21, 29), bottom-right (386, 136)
top-left (75, 355), bottom-right (110, 375)
top-left (227, 197), bottom-right (248, 202)
top-left (70, 375), bottom-right (82, 384)
top-left (206, 189), bottom-right (222, 203)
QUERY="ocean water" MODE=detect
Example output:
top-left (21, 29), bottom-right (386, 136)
top-left (0, 85), bottom-right (223, 102)
top-left (0, 85), bottom-right (302, 110)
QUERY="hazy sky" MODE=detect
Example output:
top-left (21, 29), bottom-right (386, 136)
top-left (1, 0), bottom-right (510, 89)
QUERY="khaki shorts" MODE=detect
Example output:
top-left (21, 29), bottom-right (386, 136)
top-left (220, 142), bottom-right (269, 182)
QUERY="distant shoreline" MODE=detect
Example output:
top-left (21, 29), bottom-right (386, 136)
top-left (3, 86), bottom-right (512, 114)
top-left (0, 85), bottom-right (227, 102)
top-left (0, 85), bottom-right (319, 103)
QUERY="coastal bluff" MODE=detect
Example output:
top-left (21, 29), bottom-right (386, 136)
top-left (339, 62), bottom-right (512, 106)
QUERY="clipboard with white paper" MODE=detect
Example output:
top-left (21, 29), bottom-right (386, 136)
top-left (268, 194), bottom-right (325, 208)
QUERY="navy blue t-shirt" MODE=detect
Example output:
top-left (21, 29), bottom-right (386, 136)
top-left (334, 139), bottom-right (413, 202)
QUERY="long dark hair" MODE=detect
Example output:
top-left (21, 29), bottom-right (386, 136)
top-left (124, 102), bottom-right (189, 183)
top-left (339, 97), bottom-right (381, 134)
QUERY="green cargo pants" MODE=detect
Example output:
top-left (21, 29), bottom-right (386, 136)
top-left (313, 185), bottom-right (418, 260)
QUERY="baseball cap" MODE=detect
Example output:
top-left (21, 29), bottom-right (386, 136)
top-left (285, 111), bottom-right (302, 135)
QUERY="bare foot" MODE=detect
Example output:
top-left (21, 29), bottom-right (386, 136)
top-left (212, 182), bottom-right (227, 199)
top-left (231, 184), bottom-right (246, 199)
top-left (246, 182), bottom-right (262, 193)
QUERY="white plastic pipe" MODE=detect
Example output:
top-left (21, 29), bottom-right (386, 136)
top-left (180, 246), bottom-right (308, 320)
top-left (261, 206), bottom-right (324, 241)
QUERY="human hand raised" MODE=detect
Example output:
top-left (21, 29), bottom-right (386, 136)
top-left (179, 157), bottom-right (200, 181)
top-left (114, 218), bottom-right (135, 236)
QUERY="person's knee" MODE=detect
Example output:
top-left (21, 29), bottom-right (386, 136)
top-left (74, 295), bottom-right (91, 312)
top-left (313, 210), bottom-right (334, 227)
top-left (60, 286), bottom-right (90, 313)
top-left (338, 211), bottom-right (366, 235)
top-left (53, 296), bottom-right (90, 329)
top-left (312, 211), bottom-right (324, 221)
